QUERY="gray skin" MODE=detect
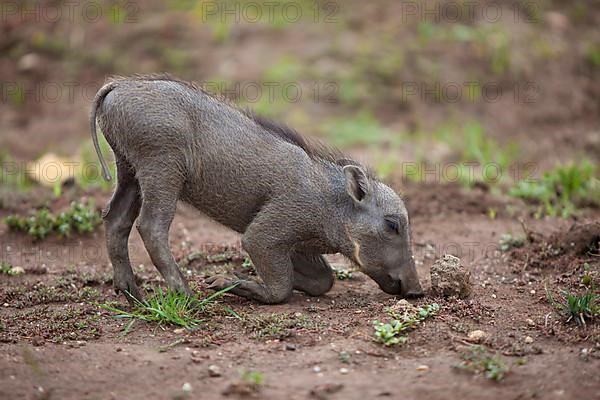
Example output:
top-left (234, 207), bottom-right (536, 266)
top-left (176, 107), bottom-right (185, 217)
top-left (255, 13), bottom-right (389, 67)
top-left (90, 74), bottom-right (424, 305)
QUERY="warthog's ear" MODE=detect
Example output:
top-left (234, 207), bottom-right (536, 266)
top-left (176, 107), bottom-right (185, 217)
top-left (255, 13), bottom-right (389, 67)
top-left (343, 165), bottom-right (371, 203)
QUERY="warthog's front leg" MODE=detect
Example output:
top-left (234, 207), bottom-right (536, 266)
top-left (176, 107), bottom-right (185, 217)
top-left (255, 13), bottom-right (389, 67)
top-left (206, 210), bottom-right (294, 304)
top-left (205, 247), bottom-right (294, 304)
top-left (292, 251), bottom-right (334, 296)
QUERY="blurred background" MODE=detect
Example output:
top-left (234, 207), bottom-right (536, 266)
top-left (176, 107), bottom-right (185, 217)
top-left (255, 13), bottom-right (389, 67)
top-left (1, 0), bottom-right (599, 216)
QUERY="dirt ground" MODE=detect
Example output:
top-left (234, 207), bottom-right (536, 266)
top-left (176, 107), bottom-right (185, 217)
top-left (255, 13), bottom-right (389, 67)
top-left (1, 1), bottom-right (600, 399)
top-left (1, 182), bottom-right (599, 400)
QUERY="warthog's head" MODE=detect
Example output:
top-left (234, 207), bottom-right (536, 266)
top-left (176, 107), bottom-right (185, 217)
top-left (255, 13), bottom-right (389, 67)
top-left (342, 165), bottom-right (424, 298)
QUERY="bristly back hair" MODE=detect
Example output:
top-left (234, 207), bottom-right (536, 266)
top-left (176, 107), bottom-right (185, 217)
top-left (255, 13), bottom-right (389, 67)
top-left (243, 109), bottom-right (347, 164)
top-left (107, 73), bottom-right (374, 177)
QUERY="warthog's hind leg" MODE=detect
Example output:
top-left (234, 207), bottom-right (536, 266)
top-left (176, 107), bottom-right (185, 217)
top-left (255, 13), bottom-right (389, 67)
top-left (103, 158), bottom-right (143, 304)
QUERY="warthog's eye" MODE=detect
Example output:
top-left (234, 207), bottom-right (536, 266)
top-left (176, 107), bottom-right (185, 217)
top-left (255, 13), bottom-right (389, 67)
top-left (384, 216), bottom-right (400, 234)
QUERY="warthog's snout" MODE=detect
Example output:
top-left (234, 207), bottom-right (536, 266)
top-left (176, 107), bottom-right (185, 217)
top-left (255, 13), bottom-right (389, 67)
top-left (373, 272), bottom-right (424, 299)
top-left (381, 261), bottom-right (424, 298)
top-left (377, 275), bottom-right (402, 295)
top-left (401, 283), bottom-right (425, 299)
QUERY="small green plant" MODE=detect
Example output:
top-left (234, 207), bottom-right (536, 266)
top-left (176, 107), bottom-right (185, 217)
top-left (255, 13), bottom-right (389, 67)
top-left (581, 263), bottom-right (594, 288)
top-left (0, 262), bottom-right (11, 275)
top-left (241, 257), bottom-right (257, 275)
top-left (332, 266), bottom-right (355, 280)
top-left (546, 286), bottom-right (599, 326)
top-left (510, 161), bottom-right (600, 217)
top-left (240, 370), bottom-right (264, 386)
top-left (499, 234), bottom-right (525, 252)
top-left (0, 261), bottom-right (20, 276)
top-left (5, 201), bottom-right (101, 240)
top-left (455, 345), bottom-right (509, 381)
top-left (100, 285), bottom-right (237, 331)
top-left (241, 257), bottom-right (253, 269)
top-left (586, 43), bottom-right (600, 68)
top-left (224, 369), bottom-right (264, 396)
top-left (373, 302), bottom-right (439, 346)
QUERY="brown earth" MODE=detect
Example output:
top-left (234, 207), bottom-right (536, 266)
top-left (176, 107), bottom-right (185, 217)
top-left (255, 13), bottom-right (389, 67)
top-left (1, 182), bottom-right (599, 400)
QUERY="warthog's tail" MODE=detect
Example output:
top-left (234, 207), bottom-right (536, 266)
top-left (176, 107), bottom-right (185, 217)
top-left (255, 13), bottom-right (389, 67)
top-left (90, 81), bottom-right (118, 181)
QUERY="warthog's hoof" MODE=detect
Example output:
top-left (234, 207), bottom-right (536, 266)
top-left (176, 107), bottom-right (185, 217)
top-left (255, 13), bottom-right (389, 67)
top-left (205, 275), bottom-right (236, 291)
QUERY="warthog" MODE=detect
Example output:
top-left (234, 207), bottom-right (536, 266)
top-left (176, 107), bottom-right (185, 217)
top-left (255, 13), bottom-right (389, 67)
top-left (90, 74), bottom-right (423, 304)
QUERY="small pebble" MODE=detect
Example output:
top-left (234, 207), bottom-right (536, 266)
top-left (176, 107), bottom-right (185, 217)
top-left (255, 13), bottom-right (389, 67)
top-left (285, 344), bottom-right (296, 351)
top-left (312, 366), bottom-right (321, 373)
top-left (416, 365), bottom-right (429, 372)
top-left (526, 318), bottom-right (535, 326)
top-left (467, 330), bottom-right (486, 343)
top-left (182, 382), bottom-right (192, 392)
top-left (491, 294), bottom-right (497, 299)
top-left (208, 365), bottom-right (222, 377)
top-left (524, 336), bottom-right (534, 344)
top-left (9, 266), bottom-right (25, 275)
top-left (339, 368), bottom-right (349, 375)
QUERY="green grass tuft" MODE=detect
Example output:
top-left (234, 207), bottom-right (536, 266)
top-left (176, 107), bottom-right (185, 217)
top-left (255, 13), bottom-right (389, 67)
top-left (433, 120), bottom-right (518, 187)
top-left (100, 285), bottom-right (238, 331)
top-left (509, 161), bottom-right (600, 218)
top-left (546, 286), bottom-right (599, 326)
